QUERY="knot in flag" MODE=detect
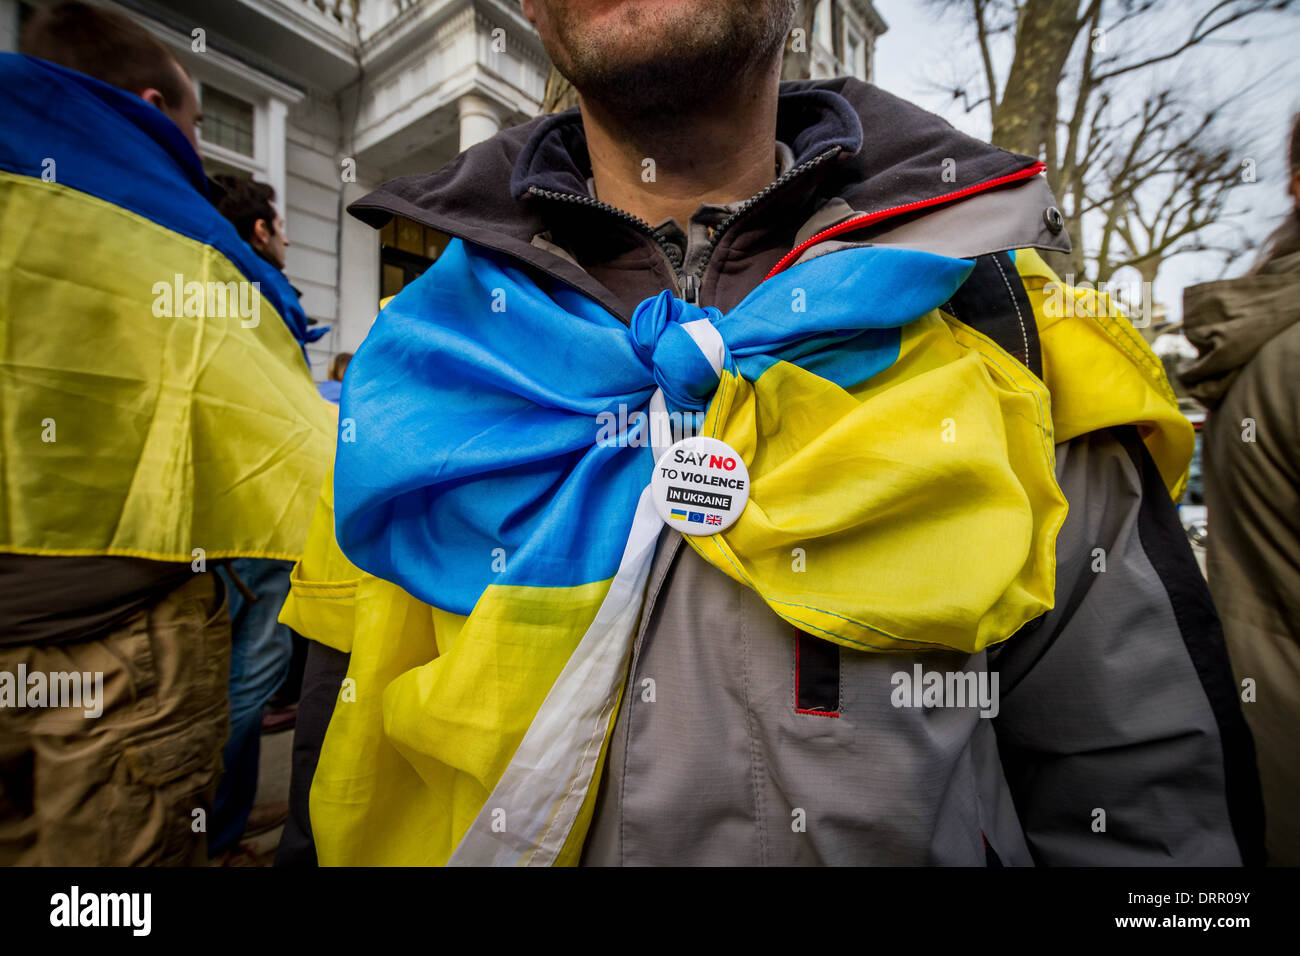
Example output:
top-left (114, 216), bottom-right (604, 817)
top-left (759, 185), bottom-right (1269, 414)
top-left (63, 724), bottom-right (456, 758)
top-left (628, 291), bottom-right (728, 413)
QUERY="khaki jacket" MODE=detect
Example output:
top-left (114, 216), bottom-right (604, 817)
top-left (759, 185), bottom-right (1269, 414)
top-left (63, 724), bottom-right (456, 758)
top-left (1182, 244), bottom-right (1300, 864)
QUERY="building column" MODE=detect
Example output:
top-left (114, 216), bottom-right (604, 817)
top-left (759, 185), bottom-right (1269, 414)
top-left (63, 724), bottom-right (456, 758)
top-left (336, 181), bottom-right (381, 355)
top-left (457, 93), bottom-right (501, 152)
top-left (264, 97), bottom-right (289, 214)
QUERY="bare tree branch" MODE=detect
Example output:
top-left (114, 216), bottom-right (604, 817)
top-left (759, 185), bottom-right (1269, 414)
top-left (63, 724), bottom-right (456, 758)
top-left (973, 0), bottom-right (1003, 127)
top-left (1092, 0), bottom-right (1282, 83)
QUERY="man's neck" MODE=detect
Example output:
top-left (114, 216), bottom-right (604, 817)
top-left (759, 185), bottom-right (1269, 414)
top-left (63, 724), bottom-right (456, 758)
top-left (579, 65), bottom-right (783, 228)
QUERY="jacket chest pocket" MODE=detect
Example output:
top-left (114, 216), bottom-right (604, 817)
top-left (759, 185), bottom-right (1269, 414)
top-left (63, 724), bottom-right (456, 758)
top-left (794, 630), bottom-right (840, 717)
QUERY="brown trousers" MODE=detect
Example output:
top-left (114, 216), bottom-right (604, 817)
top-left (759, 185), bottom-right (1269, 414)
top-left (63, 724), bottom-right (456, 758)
top-left (0, 572), bottom-right (230, 865)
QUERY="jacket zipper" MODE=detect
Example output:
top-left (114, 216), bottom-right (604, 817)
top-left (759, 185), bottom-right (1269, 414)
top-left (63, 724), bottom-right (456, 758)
top-left (527, 146), bottom-right (842, 306)
top-left (690, 147), bottom-right (842, 290)
top-left (526, 185), bottom-right (687, 296)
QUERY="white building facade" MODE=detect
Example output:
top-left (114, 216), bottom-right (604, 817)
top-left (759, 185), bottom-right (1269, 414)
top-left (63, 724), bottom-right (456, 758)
top-left (2, 0), bottom-right (882, 373)
top-left (809, 0), bottom-right (887, 83)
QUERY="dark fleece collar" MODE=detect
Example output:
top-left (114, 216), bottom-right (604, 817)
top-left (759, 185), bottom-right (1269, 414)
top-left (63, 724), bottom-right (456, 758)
top-left (508, 87), bottom-right (866, 201)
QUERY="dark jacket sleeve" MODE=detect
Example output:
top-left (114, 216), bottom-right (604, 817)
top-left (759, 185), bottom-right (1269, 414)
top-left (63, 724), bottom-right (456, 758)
top-left (990, 426), bottom-right (1265, 865)
top-left (274, 640), bottom-right (351, 867)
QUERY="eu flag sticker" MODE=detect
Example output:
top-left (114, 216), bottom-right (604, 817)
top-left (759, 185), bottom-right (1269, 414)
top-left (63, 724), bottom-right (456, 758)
top-left (688, 512), bottom-right (705, 523)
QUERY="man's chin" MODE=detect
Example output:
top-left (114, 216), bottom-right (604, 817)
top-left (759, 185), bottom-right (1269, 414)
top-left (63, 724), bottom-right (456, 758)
top-left (552, 0), bottom-right (789, 116)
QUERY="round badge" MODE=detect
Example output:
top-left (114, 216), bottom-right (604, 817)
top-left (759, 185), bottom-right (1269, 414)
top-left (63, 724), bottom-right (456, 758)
top-left (651, 436), bottom-right (750, 535)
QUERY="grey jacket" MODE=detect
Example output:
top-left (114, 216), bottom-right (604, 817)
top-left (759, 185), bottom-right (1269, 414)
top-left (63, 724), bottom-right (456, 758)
top-left (582, 428), bottom-right (1249, 865)
top-left (282, 78), bottom-right (1262, 867)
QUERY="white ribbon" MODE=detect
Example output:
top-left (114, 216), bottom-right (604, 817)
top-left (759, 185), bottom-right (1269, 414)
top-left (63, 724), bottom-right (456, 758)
top-left (448, 314), bottom-right (728, 866)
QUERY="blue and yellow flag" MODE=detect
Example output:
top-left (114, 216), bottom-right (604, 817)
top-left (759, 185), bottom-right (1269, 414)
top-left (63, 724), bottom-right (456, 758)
top-left (0, 54), bottom-right (333, 562)
top-left (322, 237), bottom-right (1070, 864)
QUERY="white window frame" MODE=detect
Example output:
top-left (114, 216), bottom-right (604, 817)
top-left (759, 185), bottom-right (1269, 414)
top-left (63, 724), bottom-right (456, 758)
top-left (189, 80), bottom-right (291, 214)
top-left (199, 83), bottom-right (263, 172)
top-left (843, 24), bottom-right (865, 80)
top-left (813, 0), bottom-right (834, 49)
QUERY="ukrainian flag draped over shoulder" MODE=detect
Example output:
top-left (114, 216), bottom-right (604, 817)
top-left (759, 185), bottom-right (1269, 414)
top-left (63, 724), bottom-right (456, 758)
top-left (0, 54), bottom-right (333, 562)
top-left (312, 234), bottom-right (1070, 866)
top-left (1013, 248), bottom-right (1193, 500)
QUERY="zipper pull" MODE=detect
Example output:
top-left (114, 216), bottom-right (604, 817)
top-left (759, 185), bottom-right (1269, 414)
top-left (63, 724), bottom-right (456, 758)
top-left (682, 273), bottom-right (700, 305)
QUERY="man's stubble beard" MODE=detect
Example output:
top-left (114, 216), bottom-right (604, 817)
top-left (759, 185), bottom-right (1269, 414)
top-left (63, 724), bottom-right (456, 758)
top-left (547, 0), bottom-right (798, 121)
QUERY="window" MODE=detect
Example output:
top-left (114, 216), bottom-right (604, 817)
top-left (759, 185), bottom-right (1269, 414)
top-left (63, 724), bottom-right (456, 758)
top-left (379, 216), bottom-right (449, 300)
top-left (813, 0), bottom-right (833, 49)
top-left (200, 84), bottom-right (254, 157)
top-left (845, 32), bottom-right (862, 79)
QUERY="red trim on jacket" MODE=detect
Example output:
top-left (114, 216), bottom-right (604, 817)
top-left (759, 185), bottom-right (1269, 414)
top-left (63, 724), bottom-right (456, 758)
top-left (765, 161), bottom-right (1048, 280)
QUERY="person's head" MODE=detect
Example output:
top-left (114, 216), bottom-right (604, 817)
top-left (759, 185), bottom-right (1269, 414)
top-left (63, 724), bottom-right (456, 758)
top-left (519, 0), bottom-right (797, 119)
top-left (19, 2), bottom-right (202, 154)
top-left (1251, 111), bottom-right (1300, 271)
top-left (214, 175), bottom-right (290, 271)
top-left (328, 352), bottom-right (353, 383)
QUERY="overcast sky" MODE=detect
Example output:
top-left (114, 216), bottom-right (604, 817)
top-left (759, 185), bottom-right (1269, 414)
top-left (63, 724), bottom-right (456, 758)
top-left (871, 0), bottom-right (1300, 322)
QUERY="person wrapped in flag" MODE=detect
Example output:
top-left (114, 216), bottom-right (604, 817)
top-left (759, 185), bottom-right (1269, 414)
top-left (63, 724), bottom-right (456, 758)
top-left (277, 0), bottom-right (1261, 866)
top-left (0, 3), bottom-right (333, 865)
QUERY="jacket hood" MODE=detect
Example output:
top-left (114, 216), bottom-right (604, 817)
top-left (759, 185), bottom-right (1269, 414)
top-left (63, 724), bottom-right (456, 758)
top-left (349, 77), bottom-right (1057, 316)
top-left (1179, 247), bottom-right (1300, 409)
